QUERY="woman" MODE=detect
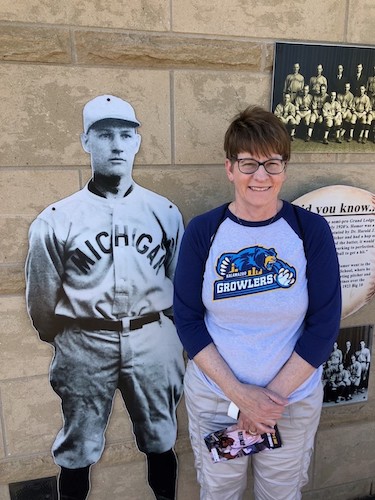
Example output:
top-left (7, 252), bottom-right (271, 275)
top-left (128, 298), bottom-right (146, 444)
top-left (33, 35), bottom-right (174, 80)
top-left (173, 106), bottom-right (341, 500)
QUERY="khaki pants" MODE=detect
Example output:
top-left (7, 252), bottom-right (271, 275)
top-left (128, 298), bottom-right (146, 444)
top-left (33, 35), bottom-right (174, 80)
top-left (184, 361), bottom-right (323, 500)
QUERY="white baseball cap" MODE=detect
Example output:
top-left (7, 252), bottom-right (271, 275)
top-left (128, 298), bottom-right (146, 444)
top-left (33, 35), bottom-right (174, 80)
top-left (83, 95), bottom-right (140, 133)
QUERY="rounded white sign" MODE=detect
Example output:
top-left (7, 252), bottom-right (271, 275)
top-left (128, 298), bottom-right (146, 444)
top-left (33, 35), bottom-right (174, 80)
top-left (293, 185), bottom-right (375, 318)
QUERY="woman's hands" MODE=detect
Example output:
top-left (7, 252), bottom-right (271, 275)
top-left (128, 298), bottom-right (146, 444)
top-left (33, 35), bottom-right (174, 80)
top-left (232, 384), bottom-right (287, 435)
top-left (235, 351), bottom-right (316, 434)
top-left (194, 344), bottom-right (288, 435)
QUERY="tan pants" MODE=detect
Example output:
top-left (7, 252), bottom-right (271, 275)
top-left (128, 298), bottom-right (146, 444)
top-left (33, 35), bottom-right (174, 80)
top-left (184, 361), bottom-right (323, 500)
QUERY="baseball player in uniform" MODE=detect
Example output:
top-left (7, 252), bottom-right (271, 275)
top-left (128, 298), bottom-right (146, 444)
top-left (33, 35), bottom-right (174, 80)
top-left (322, 91), bottom-right (343, 144)
top-left (356, 340), bottom-right (371, 391)
top-left (294, 84), bottom-right (313, 141)
top-left (26, 95), bottom-right (185, 500)
top-left (283, 62), bottom-right (305, 103)
top-left (274, 93), bottom-right (297, 140)
top-left (309, 64), bottom-right (328, 96)
top-left (338, 82), bottom-right (354, 140)
top-left (347, 85), bottom-right (373, 143)
top-left (309, 83), bottom-right (329, 141)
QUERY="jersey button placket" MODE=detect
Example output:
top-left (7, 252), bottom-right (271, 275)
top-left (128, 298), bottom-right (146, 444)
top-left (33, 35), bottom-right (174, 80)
top-left (112, 204), bottom-right (130, 317)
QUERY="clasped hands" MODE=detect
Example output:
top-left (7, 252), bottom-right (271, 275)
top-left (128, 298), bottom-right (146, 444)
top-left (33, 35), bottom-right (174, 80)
top-left (232, 383), bottom-right (288, 436)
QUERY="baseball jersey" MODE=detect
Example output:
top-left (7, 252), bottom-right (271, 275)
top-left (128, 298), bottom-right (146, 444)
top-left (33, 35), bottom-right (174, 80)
top-left (174, 202), bottom-right (341, 404)
top-left (274, 102), bottom-right (296, 118)
top-left (328, 348), bottom-right (342, 365)
top-left (295, 93), bottom-right (313, 112)
top-left (312, 93), bottom-right (328, 112)
top-left (356, 348), bottom-right (370, 364)
top-left (26, 182), bottom-right (184, 342)
top-left (309, 75), bottom-right (328, 95)
top-left (337, 91), bottom-right (354, 111)
top-left (322, 100), bottom-right (342, 119)
top-left (283, 73), bottom-right (304, 98)
top-left (352, 94), bottom-right (372, 113)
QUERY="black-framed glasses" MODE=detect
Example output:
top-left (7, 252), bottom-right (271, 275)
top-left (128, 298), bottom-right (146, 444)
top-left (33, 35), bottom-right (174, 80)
top-left (233, 157), bottom-right (286, 175)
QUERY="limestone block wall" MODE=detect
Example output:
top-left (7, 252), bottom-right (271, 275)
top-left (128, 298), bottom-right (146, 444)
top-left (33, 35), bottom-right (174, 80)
top-left (0, 0), bottom-right (374, 498)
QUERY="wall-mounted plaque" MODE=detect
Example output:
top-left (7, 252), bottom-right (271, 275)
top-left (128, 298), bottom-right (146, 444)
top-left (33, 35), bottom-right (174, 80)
top-left (294, 185), bottom-right (375, 318)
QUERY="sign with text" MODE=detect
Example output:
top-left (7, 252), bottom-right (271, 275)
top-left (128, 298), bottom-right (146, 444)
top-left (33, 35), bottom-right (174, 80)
top-left (294, 185), bottom-right (375, 318)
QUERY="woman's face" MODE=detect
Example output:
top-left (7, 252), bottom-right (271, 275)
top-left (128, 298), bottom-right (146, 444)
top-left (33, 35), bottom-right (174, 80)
top-left (225, 151), bottom-right (286, 216)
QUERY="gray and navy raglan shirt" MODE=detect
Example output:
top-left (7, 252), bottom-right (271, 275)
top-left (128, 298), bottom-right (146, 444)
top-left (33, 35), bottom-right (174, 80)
top-left (174, 201), bottom-right (342, 404)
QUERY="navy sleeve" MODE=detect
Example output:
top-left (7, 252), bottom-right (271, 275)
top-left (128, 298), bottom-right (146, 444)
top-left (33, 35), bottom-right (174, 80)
top-left (173, 206), bottom-right (227, 358)
top-left (291, 205), bottom-right (342, 367)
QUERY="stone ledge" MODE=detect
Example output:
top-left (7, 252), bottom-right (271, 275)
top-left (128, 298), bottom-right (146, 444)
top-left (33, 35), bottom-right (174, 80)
top-left (74, 30), bottom-right (266, 70)
top-left (0, 26), bottom-right (71, 63)
top-left (0, 453), bottom-right (57, 485)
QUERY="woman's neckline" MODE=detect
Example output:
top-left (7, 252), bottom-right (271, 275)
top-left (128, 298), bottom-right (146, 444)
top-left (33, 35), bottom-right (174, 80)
top-left (228, 200), bottom-right (284, 226)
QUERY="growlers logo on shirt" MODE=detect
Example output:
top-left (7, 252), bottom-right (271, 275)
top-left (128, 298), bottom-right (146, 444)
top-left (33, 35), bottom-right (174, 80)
top-left (213, 245), bottom-right (296, 300)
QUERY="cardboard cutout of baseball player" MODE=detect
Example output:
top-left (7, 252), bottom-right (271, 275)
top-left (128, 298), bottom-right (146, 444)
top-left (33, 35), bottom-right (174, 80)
top-left (25, 95), bottom-right (185, 500)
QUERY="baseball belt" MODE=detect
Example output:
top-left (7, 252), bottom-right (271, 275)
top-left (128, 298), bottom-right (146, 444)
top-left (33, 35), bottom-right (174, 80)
top-left (62, 313), bottom-right (161, 332)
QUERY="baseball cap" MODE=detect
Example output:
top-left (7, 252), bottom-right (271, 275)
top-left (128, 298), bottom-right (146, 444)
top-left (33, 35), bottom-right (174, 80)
top-left (83, 95), bottom-right (140, 133)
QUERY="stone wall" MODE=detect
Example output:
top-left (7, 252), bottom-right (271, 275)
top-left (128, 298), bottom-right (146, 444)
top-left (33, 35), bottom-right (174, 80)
top-left (0, 0), bottom-right (374, 498)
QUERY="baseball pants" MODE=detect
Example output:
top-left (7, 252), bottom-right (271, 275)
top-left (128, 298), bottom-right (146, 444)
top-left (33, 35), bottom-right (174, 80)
top-left (184, 361), bottom-right (323, 500)
top-left (50, 313), bottom-right (184, 468)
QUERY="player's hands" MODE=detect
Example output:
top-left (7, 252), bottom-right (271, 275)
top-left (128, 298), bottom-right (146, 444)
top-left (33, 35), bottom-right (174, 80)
top-left (232, 384), bottom-right (287, 435)
top-left (275, 268), bottom-right (295, 287)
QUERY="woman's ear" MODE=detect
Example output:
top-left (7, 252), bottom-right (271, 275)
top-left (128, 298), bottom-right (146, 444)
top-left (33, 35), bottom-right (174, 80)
top-left (225, 158), bottom-right (234, 182)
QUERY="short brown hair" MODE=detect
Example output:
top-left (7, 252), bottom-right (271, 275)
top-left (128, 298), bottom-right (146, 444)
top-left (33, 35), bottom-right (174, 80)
top-left (224, 106), bottom-right (291, 161)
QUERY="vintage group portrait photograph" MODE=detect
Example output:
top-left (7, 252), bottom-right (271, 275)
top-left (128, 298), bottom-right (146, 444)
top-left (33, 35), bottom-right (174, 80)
top-left (322, 324), bottom-right (373, 407)
top-left (272, 42), bottom-right (375, 152)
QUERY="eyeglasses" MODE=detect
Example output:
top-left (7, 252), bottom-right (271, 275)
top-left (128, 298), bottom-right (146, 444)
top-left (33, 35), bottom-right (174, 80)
top-left (233, 157), bottom-right (286, 175)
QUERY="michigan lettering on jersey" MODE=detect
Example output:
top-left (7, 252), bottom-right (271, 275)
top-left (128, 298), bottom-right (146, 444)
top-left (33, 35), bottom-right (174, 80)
top-left (213, 245), bottom-right (296, 300)
top-left (69, 224), bottom-right (173, 275)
